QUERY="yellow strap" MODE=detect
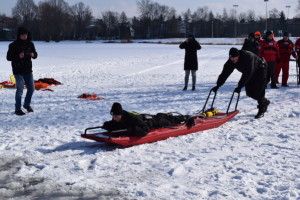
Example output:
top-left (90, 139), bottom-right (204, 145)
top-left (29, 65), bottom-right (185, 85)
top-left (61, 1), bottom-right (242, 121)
top-left (201, 109), bottom-right (219, 117)
top-left (127, 111), bottom-right (140, 115)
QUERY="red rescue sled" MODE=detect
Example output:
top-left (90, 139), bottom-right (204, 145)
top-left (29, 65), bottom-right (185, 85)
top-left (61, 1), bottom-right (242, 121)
top-left (81, 90), bottom-right (240, 147)
top-left (81, 110), bottom-right (238, 147)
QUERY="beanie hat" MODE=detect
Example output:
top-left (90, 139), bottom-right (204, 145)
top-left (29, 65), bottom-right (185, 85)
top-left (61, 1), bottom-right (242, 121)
top-left (17, 27), bottom-right (29, 36)
top-left (248, 33), bottom-right (255, 39)
top-left (110, 102), bottom-right (123, 115)
top-left (188, 33), bottom-right (195, 39)
top-left (254, 31), bottom-right (261, 37)
top-left (265, 31), bottom-right (273, 38)
top-left (283, 32), bottom-right (289, 37)
top-left (229, 47), bottom-right (240, 58)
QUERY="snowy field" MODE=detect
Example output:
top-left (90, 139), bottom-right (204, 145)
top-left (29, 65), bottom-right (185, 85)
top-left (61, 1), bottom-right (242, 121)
top-left (0, 39), bottom-right (300, 200)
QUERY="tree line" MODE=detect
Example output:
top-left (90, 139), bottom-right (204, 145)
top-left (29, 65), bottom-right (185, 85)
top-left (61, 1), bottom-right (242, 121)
top-left (1, 0), bottom-right (300, 41)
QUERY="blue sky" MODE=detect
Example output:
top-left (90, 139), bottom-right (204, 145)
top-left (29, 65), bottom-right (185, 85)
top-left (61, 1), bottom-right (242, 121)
top-left (0, 0), bottom-right (298, 18)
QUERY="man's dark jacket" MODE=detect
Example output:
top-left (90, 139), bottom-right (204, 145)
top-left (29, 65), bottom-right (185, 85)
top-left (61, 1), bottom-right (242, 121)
top-left (7, 35), bottom-right (38, 75)
top-left (102, 111), bottom-right (149, 137)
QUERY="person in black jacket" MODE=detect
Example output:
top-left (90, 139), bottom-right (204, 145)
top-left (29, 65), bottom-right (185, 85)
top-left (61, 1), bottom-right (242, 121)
top-left (102, 102), bottom-right (149, 137)
top-left (211, 48), bottom-right (270, 119)
top-left (7, 27), bottom-right (38, 116)
top-left (241, 33), bottom-right (259, 55)
top-left (102, 102), bottom-right (194, 137)
top-left (179, 33), bottom-right (201, 91)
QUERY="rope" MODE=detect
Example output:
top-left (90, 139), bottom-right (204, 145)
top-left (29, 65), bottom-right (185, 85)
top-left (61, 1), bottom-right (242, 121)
top-left (240, 97), bottom-right (300, 113)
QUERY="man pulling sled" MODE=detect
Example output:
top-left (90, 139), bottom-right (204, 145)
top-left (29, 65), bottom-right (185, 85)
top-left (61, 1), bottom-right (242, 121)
top-left (212, 47), bottom-right (270, 119)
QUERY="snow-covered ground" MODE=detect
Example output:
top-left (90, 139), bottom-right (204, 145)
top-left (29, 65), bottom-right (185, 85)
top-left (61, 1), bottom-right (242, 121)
top-left (0, 39), bottom-right (300, 200)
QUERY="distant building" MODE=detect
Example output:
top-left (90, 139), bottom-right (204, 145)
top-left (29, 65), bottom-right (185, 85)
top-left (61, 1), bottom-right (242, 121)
top-left (0, 17), bottom-right (18, 40)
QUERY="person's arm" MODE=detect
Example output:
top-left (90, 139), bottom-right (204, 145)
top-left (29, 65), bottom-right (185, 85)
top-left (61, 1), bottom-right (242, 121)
top-left (216, 60), bottom-right (235, 87)
top-left (102, 120), bottom-right (115, 131)
top-left (6, 43), bottom-right (20, 62)
top-left (258, 42), bottom-right (265, 57)
top-left (196, 40), bottom-right (201, 50)
top-left (29, 42), bottom-right (38, 59)
top-left (179, 41), bottom-right (187, 49)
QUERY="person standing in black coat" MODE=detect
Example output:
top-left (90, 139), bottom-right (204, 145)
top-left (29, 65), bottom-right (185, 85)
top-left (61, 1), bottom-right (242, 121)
top-left (241, 33), bottom-right (259, 55)
top-left (179, 34), bottom-right (201, 91)
top-left (7, 27), bottom-right (38, 115)
top-left (211, 48), bottom-right (270, 119)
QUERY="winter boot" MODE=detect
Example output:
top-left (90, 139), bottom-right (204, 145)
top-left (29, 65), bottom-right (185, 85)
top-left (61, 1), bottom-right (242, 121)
top-left (255, 106), bottom-right (264, 119)
top-left (270, 84), bottom-right (279, 89)
top-left (182, 86), bottom-right (187, 91)
top-left (186, 117), bottom-right (195, 127)
top-left (23, 105), bottom-right (34, 112)
top-left (255, 99), bottom-right (270, 119)
top-left (192, 86), bottom-right (195, 91)
top-left (15, 110), bottom-right (26, 116)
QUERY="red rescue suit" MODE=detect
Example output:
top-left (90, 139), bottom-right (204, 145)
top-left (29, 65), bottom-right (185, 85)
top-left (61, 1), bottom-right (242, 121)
top-left (276, 39), bottom-right (296, 85)
top-left (259, 39), bottom-right (280, 86)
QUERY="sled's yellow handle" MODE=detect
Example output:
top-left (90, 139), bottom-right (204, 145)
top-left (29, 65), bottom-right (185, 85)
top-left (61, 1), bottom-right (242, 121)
top-left (10, 75), bottom-right (16, 84)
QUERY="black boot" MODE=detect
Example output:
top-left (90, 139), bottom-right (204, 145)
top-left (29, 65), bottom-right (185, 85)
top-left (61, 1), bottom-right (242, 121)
top-left (182, 86), bottom-right (187, 91)
top-left (15, 110), bottom-right (26, 116)
top-left (192, 86), bottom-right (195, 91)
top-left (255, 99), bottom-right (270, 119)
top-left (255, 107), bottom-right (264, 119)
top-left (186, 117), bottom-right (195, 127)
top-left (23, 105), bottom-right (34, 112)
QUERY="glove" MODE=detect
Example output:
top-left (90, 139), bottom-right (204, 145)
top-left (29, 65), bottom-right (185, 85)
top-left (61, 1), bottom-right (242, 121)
top-left (211, 85), bottom-right (219, 93)
top-left (102, 121), bottom-right (110, 130)
top-left (234, 86), bottom-right (242, 93)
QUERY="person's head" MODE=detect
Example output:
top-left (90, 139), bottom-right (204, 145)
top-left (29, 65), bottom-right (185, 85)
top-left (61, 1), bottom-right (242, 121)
top-left (229, 47), bottom-right (240, 63)
top-left (188, 33), bottom-right (195, 41)
top-left (265, 30), bottom-right (273, 41)
top-left (254, 31), bottom-right (261, 40)
top-left (17, 27), bottom-right (29, 41)
top-left (110, 102), bottom-right (123, 122)
top-left (248, 33), bottom-right (255, 41)
top-left (283, 32), bottom-right (289, 41)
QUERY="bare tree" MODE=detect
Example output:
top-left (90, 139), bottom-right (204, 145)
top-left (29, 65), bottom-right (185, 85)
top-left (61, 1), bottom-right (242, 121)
top-left (120, 12), bottom-right (128, 23)
top-left (37, 0), bottom-right (72, 41)
top-left (101, 11), bottom-right (120, 39)
top-left (296, 0), bottom-right (300, 17)
top-left (192, 6), bottom-right (209, 22)
top-left (12, 0), bottom-right (38, 26)
top-left (137, 0), bottom-right (153, 20)
top-left (269, 8), bottom-right (280, 19)
top-left (247, 10), bottom-right (256, 22)
top-left (71, 2), bottom-right (92, 39)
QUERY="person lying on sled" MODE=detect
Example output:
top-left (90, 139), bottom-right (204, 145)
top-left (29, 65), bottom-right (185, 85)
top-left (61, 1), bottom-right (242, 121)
top-left (102, 102), bottom-right (195, 137)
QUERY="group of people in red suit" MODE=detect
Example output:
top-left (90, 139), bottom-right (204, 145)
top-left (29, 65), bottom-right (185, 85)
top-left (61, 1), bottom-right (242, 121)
top-left (242, 31), bottom-right (300, 88)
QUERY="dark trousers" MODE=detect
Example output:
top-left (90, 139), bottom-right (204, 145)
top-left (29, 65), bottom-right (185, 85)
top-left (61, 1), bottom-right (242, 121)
top-left (245, 67), bottom-right (267, 106)
top-left (14, 73), bottom-right (35, 111)
top-left (266, 61), bottom-right (277, 86)
top-left (143, 113), bottom-right (187, 129)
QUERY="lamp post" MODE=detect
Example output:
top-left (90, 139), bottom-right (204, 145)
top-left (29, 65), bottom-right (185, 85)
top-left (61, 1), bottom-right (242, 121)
top-left (211, 20), bottom-right (214, 38)
top-left (264, 0), bottom-right (268, 31)
top-left (286, 5), bottom-right (291, 19)
top-left (233, 4), bottom-right (238, 37)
